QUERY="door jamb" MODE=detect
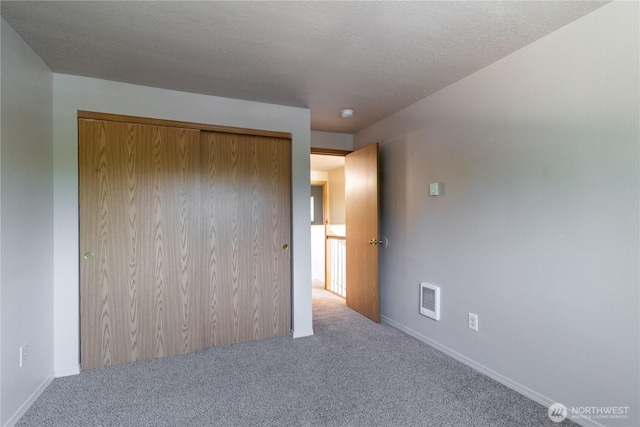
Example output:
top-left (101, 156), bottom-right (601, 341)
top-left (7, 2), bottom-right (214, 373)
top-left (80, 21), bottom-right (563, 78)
top-left (310, 147), bottom-right (351, 156)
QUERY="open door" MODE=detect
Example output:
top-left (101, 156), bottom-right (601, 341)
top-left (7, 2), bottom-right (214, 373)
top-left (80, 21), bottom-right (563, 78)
top-left (345, 143), bottom-right (380, 322)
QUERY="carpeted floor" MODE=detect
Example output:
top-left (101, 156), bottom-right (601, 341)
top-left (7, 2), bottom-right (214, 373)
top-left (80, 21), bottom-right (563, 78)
top-left (17, 282), bottom-right (575, 426)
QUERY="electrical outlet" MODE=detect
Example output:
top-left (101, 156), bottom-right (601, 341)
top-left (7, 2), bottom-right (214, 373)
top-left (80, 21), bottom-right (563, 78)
top-left (19, 344), bottom-right (29, 367)
top-left (468, 313), bottom-right (478, 332)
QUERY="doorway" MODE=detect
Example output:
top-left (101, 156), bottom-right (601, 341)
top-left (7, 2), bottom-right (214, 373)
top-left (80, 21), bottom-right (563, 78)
top-left (310, 151), bottom-right (347, 297)
top-left (310, 144), bottom-right (381, 322)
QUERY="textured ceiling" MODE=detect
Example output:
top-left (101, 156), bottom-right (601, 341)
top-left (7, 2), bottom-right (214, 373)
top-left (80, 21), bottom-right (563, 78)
top-left (1, 1), bottom-right (607, 133)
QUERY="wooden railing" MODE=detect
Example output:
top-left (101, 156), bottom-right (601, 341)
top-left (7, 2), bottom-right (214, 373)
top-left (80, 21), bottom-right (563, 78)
top-left (326, 235), bottom-right (346, 297)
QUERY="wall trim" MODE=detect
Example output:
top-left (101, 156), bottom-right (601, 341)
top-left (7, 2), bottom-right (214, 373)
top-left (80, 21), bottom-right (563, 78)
top-left (54, 364), bottom-right (81, 378)
top-left (3, 375), bottom-right (54, 427)
top-left (310, 147), bottom-right (351, 156)
top-left (292, 328), bottom-right (314, 338)
top-left (381, 315), bottom-right (605, 427)
top-left (78, 110), bottom-right (292, 139)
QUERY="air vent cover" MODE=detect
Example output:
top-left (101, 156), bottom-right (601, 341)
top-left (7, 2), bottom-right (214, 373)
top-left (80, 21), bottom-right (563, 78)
top-left (420, 283), bottom-right (440, 320)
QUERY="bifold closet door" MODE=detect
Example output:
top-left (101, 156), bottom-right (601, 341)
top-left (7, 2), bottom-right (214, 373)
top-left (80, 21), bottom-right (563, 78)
top-left (200, 131), bottom-right (291, 347)
top-left (80, 118), bottom-right (291, 369)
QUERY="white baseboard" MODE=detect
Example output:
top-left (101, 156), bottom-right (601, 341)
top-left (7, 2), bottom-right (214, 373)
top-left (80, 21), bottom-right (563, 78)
top-left (54, 364), bottom-right (80, 378)
top-left (381, 315), bottom-right (606, 427)
top-left (292, 328), bottom-right (314, 339)
top-left (2, 375), bottom-right (54, 427)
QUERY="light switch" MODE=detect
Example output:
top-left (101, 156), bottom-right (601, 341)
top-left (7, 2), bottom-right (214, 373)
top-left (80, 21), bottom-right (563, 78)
top-left (429, 182), bottom-right (443, 196)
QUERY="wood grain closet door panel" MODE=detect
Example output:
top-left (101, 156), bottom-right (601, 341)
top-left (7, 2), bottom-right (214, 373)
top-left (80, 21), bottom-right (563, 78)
top-left (201, 132), bottom-right (291, 347)
top-left (80, 118), bottom-right (291, 369)
top-left (80, 119), bottom-right (202, 369)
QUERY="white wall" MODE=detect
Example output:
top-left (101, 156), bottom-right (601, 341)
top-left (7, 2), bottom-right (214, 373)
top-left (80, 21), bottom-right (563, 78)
top-left (53, 74), bottom-right (313, 376)
top-left (310, 226), bottom-right (325, 282)
top-left (328, 166), bottom-right (345, 225)
top-left (1, 19), bottom-right (54, 426)
top-left (311, 130), bottom-right (353, 151)
top-left (310, 171), bottom-right (328, 182)
top-left (355, 2), bottom-right (639, 426)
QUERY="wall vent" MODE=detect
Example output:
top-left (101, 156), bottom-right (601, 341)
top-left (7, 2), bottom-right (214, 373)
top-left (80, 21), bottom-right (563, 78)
top-left (420, 283), bottom-right (440, 320)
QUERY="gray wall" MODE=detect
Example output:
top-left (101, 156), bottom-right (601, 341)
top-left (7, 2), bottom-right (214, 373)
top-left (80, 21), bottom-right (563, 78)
top-left (311, 130), bottom-right (353, 151)
top-left (355, 2), bottom-right (639, 426)
top-left (1, 19), bottom-right (54, 425)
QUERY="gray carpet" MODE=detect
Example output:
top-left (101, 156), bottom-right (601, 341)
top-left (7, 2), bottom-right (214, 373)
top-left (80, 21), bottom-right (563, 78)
top-left (17, 283), bottom-right (575, 427)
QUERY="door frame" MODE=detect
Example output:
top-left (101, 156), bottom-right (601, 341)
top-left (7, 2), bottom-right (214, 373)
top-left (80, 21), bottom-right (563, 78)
top-left (79, 110), bottom-right (292, 139)
top-left (310, 180), bottom-right (328, 226)
top-left (310, 148), bottom-right (352, 157)
top-left (310, 179), bottom-right (328, 287)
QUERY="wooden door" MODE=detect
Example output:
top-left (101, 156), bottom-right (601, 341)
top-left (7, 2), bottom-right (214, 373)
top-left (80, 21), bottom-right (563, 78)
top-left (345, 143), bottom-right (380, 322)
top-left (79, 119), bottom-right (203, 368)
top-left (200, 131), bottom-right (291, 347)
top-left (79, 117), bottom-right (291, 369)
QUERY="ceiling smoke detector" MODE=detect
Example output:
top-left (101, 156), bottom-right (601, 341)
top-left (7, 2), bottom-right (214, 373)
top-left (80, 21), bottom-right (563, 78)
top-left (340, 108), bottom-right (354, 119)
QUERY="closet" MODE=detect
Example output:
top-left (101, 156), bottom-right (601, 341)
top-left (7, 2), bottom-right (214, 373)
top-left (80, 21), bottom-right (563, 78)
top-left (79, 112), bottom-right (291, 369)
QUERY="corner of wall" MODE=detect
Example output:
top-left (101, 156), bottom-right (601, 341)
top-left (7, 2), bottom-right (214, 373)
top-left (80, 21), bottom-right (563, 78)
top-left (1, 18), bottom-right (55, 426)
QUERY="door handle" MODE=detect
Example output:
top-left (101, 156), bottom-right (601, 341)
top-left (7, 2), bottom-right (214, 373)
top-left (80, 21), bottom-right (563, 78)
top-left (83, 252), bottom-right (95, 260)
